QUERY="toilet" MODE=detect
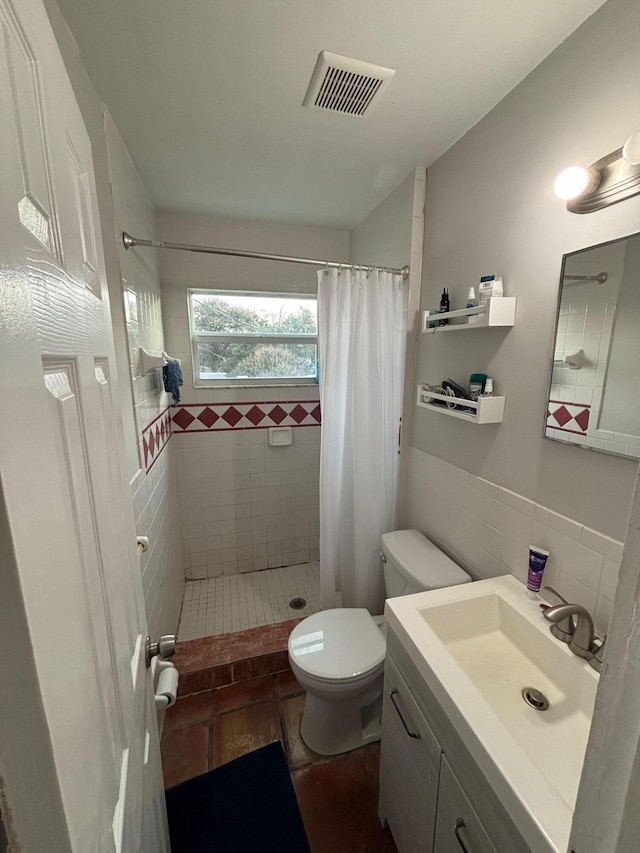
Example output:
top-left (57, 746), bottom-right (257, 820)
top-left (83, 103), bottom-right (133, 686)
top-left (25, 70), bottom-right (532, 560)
top-left (288, 529), bottom-right (471, 755)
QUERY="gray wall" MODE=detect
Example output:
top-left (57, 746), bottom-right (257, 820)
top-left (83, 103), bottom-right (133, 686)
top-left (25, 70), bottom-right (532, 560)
top-left (350, 170), bottom-right (417, 269)
top-left (413, 0), bottom-right (640, 540)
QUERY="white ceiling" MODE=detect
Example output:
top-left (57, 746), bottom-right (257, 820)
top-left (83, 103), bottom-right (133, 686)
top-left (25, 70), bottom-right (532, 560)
top-left (56, 0), bottom-right (606, 228)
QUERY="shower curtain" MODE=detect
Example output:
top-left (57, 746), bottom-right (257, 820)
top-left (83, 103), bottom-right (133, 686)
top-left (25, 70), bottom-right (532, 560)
top-left (317, 267), bottom-right (406, 614)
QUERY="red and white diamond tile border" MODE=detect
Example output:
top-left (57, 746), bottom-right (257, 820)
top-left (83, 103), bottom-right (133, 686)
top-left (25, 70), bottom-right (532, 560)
top-left (547, 400), bottom-right (590, 437)
top-left (171, 400), bottom-right (321, 434)
top-left (142, 406), bottom-right (173, 472)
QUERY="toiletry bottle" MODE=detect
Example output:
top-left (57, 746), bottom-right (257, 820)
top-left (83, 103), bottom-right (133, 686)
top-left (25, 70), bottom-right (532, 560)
top-left (478, 275), bottom-right (504, 306)
top-left (427, 308), bottom-right (438, 329)
top-left (481, 377), bottom-right (494, 396)
top-left (469, 373), bottom-right (487, 400)
top-left (526, 546), bottom-right (550, 598)
top-left (466, 286), bottom-right (477, 324)
top-left (438, 288), bottom-right (450, 326)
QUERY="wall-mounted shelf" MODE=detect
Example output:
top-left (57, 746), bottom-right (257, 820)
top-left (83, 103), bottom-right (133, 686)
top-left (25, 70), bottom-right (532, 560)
top-left (416, 385), bottom-right (505, 424)
top-left (422, 297), bottom-right (516, 333)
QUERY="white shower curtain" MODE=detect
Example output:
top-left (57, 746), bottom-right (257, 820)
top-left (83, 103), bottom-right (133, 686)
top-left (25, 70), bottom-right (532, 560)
top-left (317, 267), bottom-right (406, 614)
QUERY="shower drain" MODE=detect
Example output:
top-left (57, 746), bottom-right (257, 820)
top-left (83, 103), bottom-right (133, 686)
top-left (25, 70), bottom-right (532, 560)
top-left (522, 686), bottom-right (550, 711)
top-left (289, 597), bottom-right (307, 610)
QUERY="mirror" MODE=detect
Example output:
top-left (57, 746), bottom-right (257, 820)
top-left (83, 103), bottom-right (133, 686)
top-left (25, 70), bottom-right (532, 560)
top-left (545, 231), bottom-right (640, 460)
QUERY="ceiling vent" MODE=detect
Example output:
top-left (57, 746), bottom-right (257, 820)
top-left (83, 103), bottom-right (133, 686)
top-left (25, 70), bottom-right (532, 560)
top-left (303, 51), bottom-right (395, 118)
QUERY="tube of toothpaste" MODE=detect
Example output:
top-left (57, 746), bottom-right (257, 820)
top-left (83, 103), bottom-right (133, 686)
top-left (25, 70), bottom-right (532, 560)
top-left (527, 546), bottom-right (550, 599)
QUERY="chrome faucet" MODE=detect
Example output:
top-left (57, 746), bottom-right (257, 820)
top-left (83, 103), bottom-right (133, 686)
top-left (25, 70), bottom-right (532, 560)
top-left (543, 602), bottom-right (595, 659)
top-left (541, 587), bottom-right (574, 644)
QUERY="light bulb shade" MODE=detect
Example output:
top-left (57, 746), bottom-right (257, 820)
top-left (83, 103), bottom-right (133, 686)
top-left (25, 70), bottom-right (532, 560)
top-left (622, 130), bottom-right (640, 166)
top-left (554, 166), bottom-right (600, 201)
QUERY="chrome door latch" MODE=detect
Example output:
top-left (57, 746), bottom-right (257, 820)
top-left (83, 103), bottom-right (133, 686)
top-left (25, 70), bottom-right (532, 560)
top-left (145, 634), bottom-right (177, 668)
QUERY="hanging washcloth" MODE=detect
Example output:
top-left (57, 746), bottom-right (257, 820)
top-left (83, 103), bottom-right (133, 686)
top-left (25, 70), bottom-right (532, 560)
top-left (163, 359), bottom-right (183, 403)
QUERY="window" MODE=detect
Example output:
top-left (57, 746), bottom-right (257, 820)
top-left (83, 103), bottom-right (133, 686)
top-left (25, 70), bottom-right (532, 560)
top-left (189, 290), bottom-right (318, 384)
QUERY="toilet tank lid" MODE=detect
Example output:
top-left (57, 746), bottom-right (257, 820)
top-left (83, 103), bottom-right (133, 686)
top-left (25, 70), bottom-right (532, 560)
top-left (381, 529), bottom-right (471, 589)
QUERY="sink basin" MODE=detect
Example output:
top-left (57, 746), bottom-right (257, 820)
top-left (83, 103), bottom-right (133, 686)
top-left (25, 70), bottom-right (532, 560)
top-left (420, 593), bottom-right (596, 809)
top-left (385, 575), bottom-right (600, 853)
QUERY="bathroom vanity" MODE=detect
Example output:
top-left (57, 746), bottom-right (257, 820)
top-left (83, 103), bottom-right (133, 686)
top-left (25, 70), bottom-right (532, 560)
top-left (379, 628), bottom-right (530, 853)
top-left (378, 576), bottom-right (598, 853)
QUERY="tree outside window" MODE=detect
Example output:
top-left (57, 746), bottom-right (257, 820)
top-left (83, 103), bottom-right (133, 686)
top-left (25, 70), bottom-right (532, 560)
top-left (189, 291), bottom-right (317, 382)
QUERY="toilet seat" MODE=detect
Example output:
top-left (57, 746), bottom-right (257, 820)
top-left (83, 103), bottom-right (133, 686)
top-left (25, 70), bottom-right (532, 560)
top-left (288, 608), bottom-right (386, 683)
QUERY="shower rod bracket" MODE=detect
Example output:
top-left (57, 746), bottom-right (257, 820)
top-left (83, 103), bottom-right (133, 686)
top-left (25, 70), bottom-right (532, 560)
top-left (122, 231), bottom-right (410, 280)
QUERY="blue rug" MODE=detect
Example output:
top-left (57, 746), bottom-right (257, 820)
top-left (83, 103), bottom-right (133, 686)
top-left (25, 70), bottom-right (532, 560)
top-left (165, 741), bottom-right (310, 852)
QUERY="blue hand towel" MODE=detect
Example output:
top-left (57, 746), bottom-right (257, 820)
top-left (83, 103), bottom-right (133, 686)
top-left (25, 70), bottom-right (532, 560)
top-left (163, 359), bottom-right (183, 404)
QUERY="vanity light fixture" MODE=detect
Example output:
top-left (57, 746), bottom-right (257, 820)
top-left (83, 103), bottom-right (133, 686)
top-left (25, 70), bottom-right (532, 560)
top-left (622, 129), bottom-right (640, 165)
top-left (553, 166), bottom-right (600, 200)
top-left (554, 129), bottom-right (640, 213)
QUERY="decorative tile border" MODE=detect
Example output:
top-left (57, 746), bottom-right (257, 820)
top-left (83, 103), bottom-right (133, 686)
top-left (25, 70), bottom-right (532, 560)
top-left (171, 400), bottom-right (321, 433)
top-left (142, 406), bottom-right (173, 471)
top-left (547, 400), bottom-right (590, 436)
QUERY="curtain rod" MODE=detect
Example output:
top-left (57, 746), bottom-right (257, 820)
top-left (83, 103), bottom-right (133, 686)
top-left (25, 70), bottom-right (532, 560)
top-left (122, 232), bottom-right (410, 280)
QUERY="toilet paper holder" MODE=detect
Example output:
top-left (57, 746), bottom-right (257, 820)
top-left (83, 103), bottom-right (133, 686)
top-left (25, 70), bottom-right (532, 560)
top-left (154, 659), bottom-right (179, 711)
top-left (145, 633), bottom-right (176, 667)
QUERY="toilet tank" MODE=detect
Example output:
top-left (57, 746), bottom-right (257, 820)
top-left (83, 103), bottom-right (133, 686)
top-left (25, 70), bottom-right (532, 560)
top-left (380, 529), bottom-right (471, 598)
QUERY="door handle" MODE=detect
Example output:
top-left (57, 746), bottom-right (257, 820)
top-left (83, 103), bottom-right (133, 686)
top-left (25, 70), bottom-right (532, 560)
top-left (389, 689), bottom-right (420, 739)
top-left (454, 817), bottom-right (472, 853)
top-left (145, 634), bottom-right (176, 667)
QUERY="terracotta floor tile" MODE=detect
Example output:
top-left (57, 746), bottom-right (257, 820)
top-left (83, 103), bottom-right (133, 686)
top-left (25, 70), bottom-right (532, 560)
top-left (161, 723), bottom-right (210, 789)
top-left (174, 618), bottom-right (303, 672)
top-left (249, 650), bottom-right (290, 677)
top-left (164, 691), bottom-right (214, 733)
top-left (275, 669), bottom-right (305, 698)
top-left (292, 744), bottom-right (397, 853)
top-left (177, 667), bottom-right (214, 697)
top-left (280, 694), bottom-right (325, 770)
top-left (214, 675), bottom-right (275, 715)
top-left (212, 699), bottom-right (283, 768)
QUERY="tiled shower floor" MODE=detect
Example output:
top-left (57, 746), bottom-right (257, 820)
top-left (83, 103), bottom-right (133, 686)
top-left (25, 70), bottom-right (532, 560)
top-left (178, 562), bottom-right (322, 640)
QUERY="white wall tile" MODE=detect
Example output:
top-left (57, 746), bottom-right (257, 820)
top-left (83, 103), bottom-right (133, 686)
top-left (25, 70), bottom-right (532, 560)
top-left (173, 422), bottom-right (319, 576)
top-left (580, 527), bottom-right (624, 562)
top-left (533, 506), bottom-right (583, 541)
top-left (599, 558), bottom-right (621, 601)
top-left (406, 447), bottom-right (619, 639)
top-left (496, 487), bottom-right (536, 518)
top-left (463, 513), bottom-right (503, 560)
top-left (560, 540), bottom-right (603, 593)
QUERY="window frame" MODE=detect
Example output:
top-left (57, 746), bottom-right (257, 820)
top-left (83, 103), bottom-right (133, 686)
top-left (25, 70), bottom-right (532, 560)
top-left (188, 288), bottom-right (318, 387)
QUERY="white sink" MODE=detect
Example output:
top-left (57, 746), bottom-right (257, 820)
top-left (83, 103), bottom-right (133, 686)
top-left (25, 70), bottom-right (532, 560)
top-left (385, 575), bottom-right (600, 853)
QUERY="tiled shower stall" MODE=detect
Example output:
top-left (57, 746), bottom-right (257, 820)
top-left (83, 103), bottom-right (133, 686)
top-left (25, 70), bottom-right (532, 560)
top-left (173, 402), bottom-right (320, 579)
top-left (169, 394), bottom-right (322, 637)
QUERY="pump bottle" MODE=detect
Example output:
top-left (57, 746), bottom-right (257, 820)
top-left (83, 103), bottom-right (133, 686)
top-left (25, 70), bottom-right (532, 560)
top-left (438, 288), bottom-right (450, 326)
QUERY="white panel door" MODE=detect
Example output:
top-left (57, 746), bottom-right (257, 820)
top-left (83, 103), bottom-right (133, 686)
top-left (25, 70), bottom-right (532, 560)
top-left (0, 0), bottom-right (169, 850)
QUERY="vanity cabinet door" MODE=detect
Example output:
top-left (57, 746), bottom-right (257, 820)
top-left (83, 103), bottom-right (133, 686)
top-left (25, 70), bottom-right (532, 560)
top-left (434, 757), bottom-right (498, 853)
top-left (379, 657), bottom-right (441, 853)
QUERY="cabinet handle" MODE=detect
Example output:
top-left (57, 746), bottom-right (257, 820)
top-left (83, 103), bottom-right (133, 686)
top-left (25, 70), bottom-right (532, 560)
top-left (454, 817), bottom-right (472, 853)
top-left (389, 689), bottom-right (421, 739)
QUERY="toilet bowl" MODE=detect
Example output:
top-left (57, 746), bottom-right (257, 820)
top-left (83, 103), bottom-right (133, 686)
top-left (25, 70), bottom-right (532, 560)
top-left (288, 529), bottom-right (471, 755)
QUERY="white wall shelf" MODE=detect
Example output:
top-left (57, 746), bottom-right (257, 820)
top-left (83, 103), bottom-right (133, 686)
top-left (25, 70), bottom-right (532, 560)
top-left (422, 297), bottom-right (516, 333)
top-left (417, 385), bottom-right (505, 424)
